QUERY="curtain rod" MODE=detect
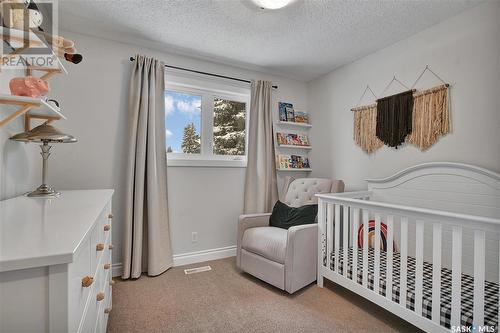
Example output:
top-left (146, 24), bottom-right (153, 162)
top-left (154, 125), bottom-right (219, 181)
top-left (129, 57), bottom-right (278, 89)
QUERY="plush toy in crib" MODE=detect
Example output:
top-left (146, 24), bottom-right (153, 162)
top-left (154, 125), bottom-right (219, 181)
top-left (9, 76), bottom-right (49, 97)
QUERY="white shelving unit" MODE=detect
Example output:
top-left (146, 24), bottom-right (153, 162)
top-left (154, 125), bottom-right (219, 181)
top-left (0, 27), bottom-right (69, 129)
top-left (274, 108), bottom-right (312, 173)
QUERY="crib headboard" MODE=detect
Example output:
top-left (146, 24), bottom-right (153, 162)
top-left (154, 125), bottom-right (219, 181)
top-left (366, 162), bottom-right (500, 218)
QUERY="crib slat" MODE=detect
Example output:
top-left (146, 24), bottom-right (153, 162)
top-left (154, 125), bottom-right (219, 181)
top-left (400, 217), bottom-right (408, 307)
top-left (326, 203), bottom-right (334, 271)
top-left (352, 208), bottom-right (360, 283)
top-left (386, 215), bottom-right (394, 301)
top-left (362, 209), bottom-right (369, 288)
top-left (334, 204), bottom-right (341, 274)
top-left (415, 220), bottom-right (424, 316)
top-left (374, 214), bottom-right (381, 294)
top-left (317, 199), bottom-right (325, 287)
top-left (343, 206), bottom-right (349, 278)
top-left (473, 230), bottom-right (485, 327)
top-left (451, 226), bottom-right (462, 328)
top-left (432, 223), bottom-right (442, 324)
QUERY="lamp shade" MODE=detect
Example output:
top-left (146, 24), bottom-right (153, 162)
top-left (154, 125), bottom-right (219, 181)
top-left (10, 123), bottom-right (77, 143)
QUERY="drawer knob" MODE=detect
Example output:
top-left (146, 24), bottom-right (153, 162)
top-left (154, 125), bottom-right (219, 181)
top-left (104, 224), bottom-right (111, 231)
top-left (104, 263), bottom-right (111, 270)
top-left (96, 243), bottom-right (105, 251)
top-left (110, 280), bottom-right (116, 286)
top-left (104, 307), bottom-right (112, 314)
top-left (109, 244), bottom-right (114, 250)
top-left (108, 213), bottom-right (114, 219)
top-left (81, 276), bottom-right (94, 287)
top-left (96, 292), bottom-right (105, 301)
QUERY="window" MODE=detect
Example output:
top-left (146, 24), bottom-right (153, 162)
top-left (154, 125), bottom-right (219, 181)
top-left (165, 71), bottom-right (250, 167)
top-left (165, 91), bottom-right (202, 154)
top-left (213, 98), bottom-right (246, 156)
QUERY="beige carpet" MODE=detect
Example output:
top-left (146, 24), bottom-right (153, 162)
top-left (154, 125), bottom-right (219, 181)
top-left (108, 257), bottom-right (422, 333)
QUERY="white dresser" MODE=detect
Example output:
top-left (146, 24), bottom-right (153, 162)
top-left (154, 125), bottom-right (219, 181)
top-left (0, 190), bottom-right (114, 333)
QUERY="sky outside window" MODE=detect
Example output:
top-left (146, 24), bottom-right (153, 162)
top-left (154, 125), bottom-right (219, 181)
top-left (165, 91), bottom-right (201, 153)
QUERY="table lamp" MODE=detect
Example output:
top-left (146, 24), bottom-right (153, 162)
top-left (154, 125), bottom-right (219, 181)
top-left (10, 122), bottom-right (77, 197)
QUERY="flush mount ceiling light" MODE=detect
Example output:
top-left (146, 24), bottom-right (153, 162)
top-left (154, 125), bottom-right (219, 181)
top-left (252, 0), bottom-right (293, 10)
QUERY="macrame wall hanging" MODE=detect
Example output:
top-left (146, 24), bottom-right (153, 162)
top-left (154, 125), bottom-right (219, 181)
top-left (407, 66), bottom-right (450, 151)
top-left (351, 65), bottom-right (450, 153)
top-left (352, 86), bottom-right (383, 153)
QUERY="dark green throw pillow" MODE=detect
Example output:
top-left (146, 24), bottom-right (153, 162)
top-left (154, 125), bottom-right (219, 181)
top-left (269, 200), bottom-right (318, 230)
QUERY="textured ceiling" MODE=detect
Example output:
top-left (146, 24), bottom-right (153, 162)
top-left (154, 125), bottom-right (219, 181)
top-left (58, 0), bottom-right (481, 81)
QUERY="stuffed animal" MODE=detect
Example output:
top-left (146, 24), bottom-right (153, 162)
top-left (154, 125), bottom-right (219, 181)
top-left (9, 76), bottom-right (49, 97)
top-left (35, 31), bottom-right (83, 64)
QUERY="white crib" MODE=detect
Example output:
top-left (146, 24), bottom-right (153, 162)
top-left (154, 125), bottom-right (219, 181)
top-left (316, 162), bottom-right (500, 333)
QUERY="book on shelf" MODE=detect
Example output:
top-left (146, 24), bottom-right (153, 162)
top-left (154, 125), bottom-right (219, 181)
top-left (278, 102), bottom-right (310, 124)
top-left (278, 102), bottom-right (293, 122)
top-left (294, 111), bottom-right (309, 124)
top-left (276, 132), bottom-right (310, 146)
top-left (276, 154), bottom-right (311, 169)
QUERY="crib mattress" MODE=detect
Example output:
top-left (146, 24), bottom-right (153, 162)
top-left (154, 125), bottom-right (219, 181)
top-left (329, 248), bottom-right (498, 329)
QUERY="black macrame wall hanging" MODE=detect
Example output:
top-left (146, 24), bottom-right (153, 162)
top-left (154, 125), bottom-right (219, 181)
top-left (376, 90), bottom-right (414, 148)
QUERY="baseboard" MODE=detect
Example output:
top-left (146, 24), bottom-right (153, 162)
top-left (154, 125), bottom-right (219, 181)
top-left (173, 245), bottom-right (236, 267)
top-left (110, 245), bottom-right (236, 277)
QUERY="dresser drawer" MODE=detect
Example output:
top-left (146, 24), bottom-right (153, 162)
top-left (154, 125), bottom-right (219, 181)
top-left (68, 236), bottom-right (92, 333)
top-left (95, 270), bottom-right (112, 333)
top-left (90, 204), bottom-right (113, 274)
top-left (79, 282), bottom-right (99, 333)
top-left (95, 242), bottom-right (112, 293)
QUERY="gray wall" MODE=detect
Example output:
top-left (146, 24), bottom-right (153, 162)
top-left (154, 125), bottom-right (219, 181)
top-left (308, 1), bottom-right (500, 190)
top-left (0, 59), bottom-right (40, 200)
top-left (45, 31), bottom-right (308, 266)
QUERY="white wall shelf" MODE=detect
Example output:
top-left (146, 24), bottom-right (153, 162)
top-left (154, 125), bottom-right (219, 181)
top-left (0, 94), bottom-right (66, 128)
top-left (277, 144), bottom-right (312, 150)
top-left (277, 121), bottom-right (312, 128)
top-left (0, 27), bottom-right (67, 75)
top-left (277, 168), bottom-right (312, 172)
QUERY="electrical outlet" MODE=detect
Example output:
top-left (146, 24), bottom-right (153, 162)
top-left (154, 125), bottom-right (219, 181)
top-left (191, 232), bottom-right (198, 243)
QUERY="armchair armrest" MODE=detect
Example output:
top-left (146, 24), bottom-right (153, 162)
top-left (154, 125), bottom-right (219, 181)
top-left (236, 213), bottom-right (271, 268)
top-left (284, 224), bottom-right (318, 293)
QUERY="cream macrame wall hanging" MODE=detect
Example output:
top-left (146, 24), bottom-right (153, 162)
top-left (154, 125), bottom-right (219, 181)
top-left (351, 65), bottom-right (450, 154)
top-left (352, 86), bottom-right (383, 153)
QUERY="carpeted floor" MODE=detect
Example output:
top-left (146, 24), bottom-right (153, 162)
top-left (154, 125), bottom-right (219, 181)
top-left (108, 257), bottom-right (422, 333)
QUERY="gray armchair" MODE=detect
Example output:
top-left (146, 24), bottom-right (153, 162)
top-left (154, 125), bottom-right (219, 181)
top-left (237, 178), bottom-right (345, 294)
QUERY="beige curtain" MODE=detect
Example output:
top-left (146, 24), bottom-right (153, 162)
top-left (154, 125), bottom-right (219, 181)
top-left (122, 55), bottom-right (173, 279)
top-left (244, 80), bottom-right (278, 214)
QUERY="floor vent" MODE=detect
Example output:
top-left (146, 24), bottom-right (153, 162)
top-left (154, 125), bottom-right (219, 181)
top-left (184, 265), bottom-right (212, 275)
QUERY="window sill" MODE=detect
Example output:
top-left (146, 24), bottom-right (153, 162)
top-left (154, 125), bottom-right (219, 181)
top-left (167, 158), bottom-right (247, 168)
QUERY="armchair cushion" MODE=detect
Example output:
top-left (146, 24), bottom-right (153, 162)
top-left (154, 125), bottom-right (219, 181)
top-left (241, 227), bottom-right (288, 264)
top-left (269, 200), bottom-right (318, 230)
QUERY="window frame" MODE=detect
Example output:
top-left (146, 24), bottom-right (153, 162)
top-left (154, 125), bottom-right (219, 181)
top-left (165, 70), bottom-right (250, 168)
